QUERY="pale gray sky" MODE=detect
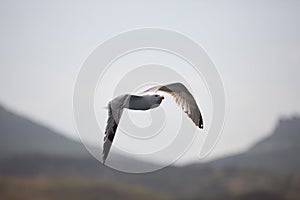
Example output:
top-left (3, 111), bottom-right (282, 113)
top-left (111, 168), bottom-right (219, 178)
top-left (1, 0), bottom-right (300, 164)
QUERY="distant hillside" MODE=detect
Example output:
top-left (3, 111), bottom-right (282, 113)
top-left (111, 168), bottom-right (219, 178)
top-left (0, 105), bottom-right (89, 159)
top-left (0, 104), bottom-right (158, 170)
top-left (0, 104), bottom-right (300, 199)
top-left (210, 116), bottom-right (300, 172)
top-left (1, 103), bottom-right (300, 173)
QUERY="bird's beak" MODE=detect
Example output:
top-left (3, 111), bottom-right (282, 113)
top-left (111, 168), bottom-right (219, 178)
top-left (160, 96), bottom-right (164, 100)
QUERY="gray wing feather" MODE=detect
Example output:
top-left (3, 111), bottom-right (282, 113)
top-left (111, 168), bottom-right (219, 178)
top-left (143, 83), bottom-right (204, 129)
top-left (102, 95), bottom-right (129, 164)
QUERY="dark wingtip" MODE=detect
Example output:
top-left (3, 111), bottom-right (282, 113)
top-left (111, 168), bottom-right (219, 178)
top-left (199, 120), bottom-right (204, 129)
top-left (198, 116), bottom-right (204, 129)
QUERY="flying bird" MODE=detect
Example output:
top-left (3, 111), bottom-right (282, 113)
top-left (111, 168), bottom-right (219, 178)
top-left (102, 82), bottom-right (203, 164)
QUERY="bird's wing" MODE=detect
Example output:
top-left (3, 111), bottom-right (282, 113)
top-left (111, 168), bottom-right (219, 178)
top-left (143, 82), bottom-right (203, 129)
top-left (102, 95), bottom-right (128, 164)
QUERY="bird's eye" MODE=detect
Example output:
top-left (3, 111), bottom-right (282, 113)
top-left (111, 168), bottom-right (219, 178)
top-left (155, 95), bottom-right (158, 97)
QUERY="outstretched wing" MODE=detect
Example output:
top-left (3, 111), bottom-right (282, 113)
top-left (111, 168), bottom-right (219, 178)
top-left (143, 82), bottom-right (203, 129)
top-left (102, 95), bottom-right (128, 164)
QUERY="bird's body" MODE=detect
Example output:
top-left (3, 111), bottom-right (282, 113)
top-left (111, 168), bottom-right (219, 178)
top-left (102, 82), bottom-right (203, 164)
top-left (126, 94), bottom-right (163, 110)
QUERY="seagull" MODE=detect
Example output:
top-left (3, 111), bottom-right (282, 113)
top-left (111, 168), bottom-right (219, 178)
top-left (102, 82), bottom-right (203, 164)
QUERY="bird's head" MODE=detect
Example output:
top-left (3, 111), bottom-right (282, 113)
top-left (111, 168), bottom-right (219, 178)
top-left (146, 94), bottom-right (164, 108)
top-left (153, 94), bottom-right (164, 103)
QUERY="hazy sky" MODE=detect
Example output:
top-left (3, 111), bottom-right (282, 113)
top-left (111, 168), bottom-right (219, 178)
top-left (1, 0), bottom-right (300, 164)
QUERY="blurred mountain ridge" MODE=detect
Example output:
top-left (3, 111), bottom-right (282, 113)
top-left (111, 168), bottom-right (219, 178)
top-left (209, 115), bottom-right (300, 172)
top-left (0, 104), bottom-right (89, 158)
top-left (1, 104), bottom-right (299, 172)
top-left (0, 104), bottom-right (299, 200)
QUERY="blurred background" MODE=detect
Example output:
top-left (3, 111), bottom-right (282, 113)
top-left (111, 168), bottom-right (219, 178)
top-left (0, 0), bottom-right (300, 199)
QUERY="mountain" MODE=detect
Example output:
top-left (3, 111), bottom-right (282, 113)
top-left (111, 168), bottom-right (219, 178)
top-left (0, 105), bottom-right (89, 159)
top-left (210, 116), bottom-right (300, 172)
top-left (0, 104), bottom-right (300, 199)
top-left (0, 104), bottom-right (158, 171)
top-left (1, 104), bottom-right (299, 173)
